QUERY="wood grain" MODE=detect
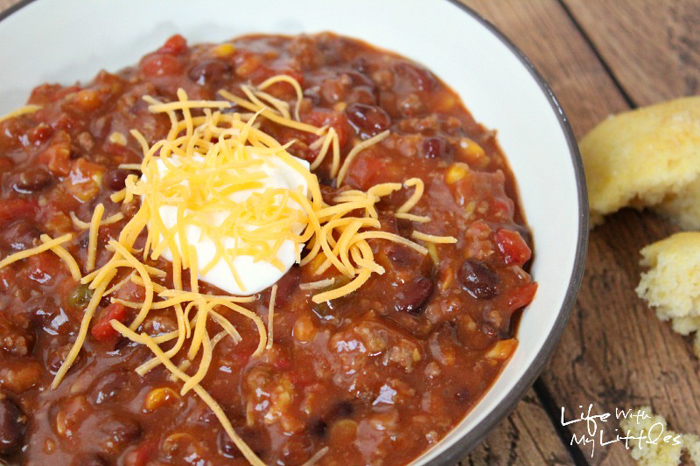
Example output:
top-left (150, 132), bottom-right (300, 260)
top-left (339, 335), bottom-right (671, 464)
top-left (562, 0), bottom-right (700, 107)
top-left (3, 0), bottom-right (699, 464)
top-left (463, 390), bottom-right (574, 466)
top-left (464, 0), bottom-right (700, 464)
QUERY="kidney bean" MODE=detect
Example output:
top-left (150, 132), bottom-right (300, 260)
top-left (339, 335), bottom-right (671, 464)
top-left (89, 369), bottom-right (136, 405)
top-left (188, 60), bottom-right (232, 85)
top-left (104, 168), bottom-right (131, 191)
top-left (320, 75), bottom-right (351, 104)
top-left (422, 136), bottom-right (452, 159)
top-left (345, 103), bottom-right (391, 138)
top-left (0, 394), bottom-right (26, 455)
top-left (458, 260), bottom-right (499, 299)
top-left (14, 167), bottom-right (53, 193)
top-left (98, 413), bottom-right (142, 453)
top-left (395, 62), bottom-right (436, 92)
top-left (1, 220), bottom-right (39, 252)
top-left (394, 277), bottom-right (435, 315)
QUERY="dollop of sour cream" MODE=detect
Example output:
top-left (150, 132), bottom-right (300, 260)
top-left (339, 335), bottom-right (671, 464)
top-left (145, 150), bottom-right (310, 295)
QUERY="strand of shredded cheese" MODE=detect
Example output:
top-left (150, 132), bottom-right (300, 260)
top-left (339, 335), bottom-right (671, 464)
top-left (39, 234), bottom-right (82, 281)
top-left (34, 76), bottom-right (457, 465)
top-left (70, 211), bottom-right (124, 230)
top-left (86, 203), bottom-right (104, 272)
top-left (337, 130), bottom-right (390, 186)
top-left (0, 233), bottom-right (72, 270)
top-left (51, 269), bottom-right (117, 389)
top-left (0, 104), bottom-right (41, 124)
top-left (412, 231), bottom-right (459, 244)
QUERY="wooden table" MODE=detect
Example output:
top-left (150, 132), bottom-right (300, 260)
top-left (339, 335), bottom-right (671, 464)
top-left (1, 0), bottom-right (698, 464)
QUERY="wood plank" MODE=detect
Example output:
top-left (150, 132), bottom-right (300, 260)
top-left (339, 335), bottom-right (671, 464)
top-left (0, 0), bottom-right (20, 14)
top-left (463, 0), bottom-right (628, 138)
top-left (562, 0), bottom-right (700, 106)
top-left (462, 0), bottom-right (700, 464)
top-left (462, 389), bottom-right (574, 466)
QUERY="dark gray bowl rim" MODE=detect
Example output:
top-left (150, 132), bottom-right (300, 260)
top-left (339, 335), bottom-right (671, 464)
top-left (0, 0), bottom-right (589, 464)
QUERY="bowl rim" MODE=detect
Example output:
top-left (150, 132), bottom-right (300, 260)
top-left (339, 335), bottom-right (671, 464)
top-left (423, 2), bottom-right (589, 464)
top-left (0, 0), bottom-right (589, 464)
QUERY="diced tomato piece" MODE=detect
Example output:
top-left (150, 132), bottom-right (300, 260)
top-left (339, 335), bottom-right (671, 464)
top-left (140, 54), bottom-right (183, 77)
top-left (0, 157), bottom-right (13, 172)
top-left (25, 253), bottom-right (61, 284)
top-left (0, 198), bottom-right (37, 227)
top-left (91, 303), bottom-right (129, 342)
top-left (37, 131), bottom-right (72, 176)
top-left (495, 229), bottom-right (531, 266)
top-left (157, 34), bottom-right (188, 55)
top-left (302, 110), bottom-right (351, 147)
top-left (343, 153), bottom-right (392, 190)
top-left (505, 282), bottom-right (538, 313)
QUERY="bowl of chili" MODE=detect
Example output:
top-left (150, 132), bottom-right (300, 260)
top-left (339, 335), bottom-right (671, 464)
top-left (0, 0), bottom-right (587, 464)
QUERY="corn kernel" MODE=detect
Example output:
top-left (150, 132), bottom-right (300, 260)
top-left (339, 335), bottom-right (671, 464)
top-left (74, 89), bottom-right (101, 112)
top-left (108, 131), bottom-right (127, 146)
top-left (213, 43), bottom-right (235, 58)
top-left (294, 313), bottom-right (317, 343)
top-left (445, 162), bottom-right (469, 184)
top-left (459, 138), bottom-right (486, 158)
top-left (486, 338), bottom-right (518, 360)
top-left (412, 348), bottom-right (422, 362)
top-left (144, 387), bottom-right (181, 411)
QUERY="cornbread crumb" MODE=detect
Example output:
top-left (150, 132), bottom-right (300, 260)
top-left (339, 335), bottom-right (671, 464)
top-left (686, 435), bottom-right (700, 465)
top-left (579, 96), bottom-right (700, 227)
top-left (620, 406), bottom-right (683, 465)
top-left (636, 232), bottom-right (700, 357)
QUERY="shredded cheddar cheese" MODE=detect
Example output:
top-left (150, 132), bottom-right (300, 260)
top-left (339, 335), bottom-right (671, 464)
top-left (39, 234), bottom-right (82, 281)
top-left (86, 203), bottom-right (104, 272)
top-left (0, 74), bottom-right (458, 465)
top-left (0, 104), bottom-right (41, 124)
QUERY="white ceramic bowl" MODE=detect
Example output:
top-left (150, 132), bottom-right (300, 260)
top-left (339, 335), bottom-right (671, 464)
top-left (0, 0), bottom-right (588, 463)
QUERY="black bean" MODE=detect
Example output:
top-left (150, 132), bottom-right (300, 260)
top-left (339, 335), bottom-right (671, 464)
top-left (104, 169), bottom-right (130, 191)
top-left (98, 413), bottom-right (142, 451)
top-left (0, 394), bottom-right (27, 455)
top-left (14, 167), bottom-right (52, 193)
top-left (394, 277), bottom-right (435, 314)
top-left (218, 427), bottom-right (267, 460)
top-left (188, 60), bottom-right (232, 85)
top-left (309, 419), bottom-right (327, 438)
top-left (458, 260), bottom-right (499, 300)
top-left (345, 103), bottom-right (391, 138)
top-left (454, 387), bottom-right (470, 403)
top-left (422, 137), bottom-right (452, 159)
